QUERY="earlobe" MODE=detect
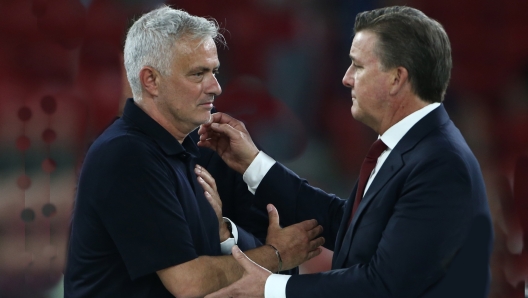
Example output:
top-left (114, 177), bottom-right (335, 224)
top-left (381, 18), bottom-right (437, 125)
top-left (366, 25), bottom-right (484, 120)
top-left (139, 67), bottom-right (160, 97)
top-left (389, 67), bottom-right (408, 96)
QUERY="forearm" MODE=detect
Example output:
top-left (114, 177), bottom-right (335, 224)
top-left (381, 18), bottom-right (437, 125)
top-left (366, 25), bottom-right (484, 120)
top-left (158, 245), bottom-right (278, 297)
top-left (159, 254), bottom-right (241, 298)
top-left (245, 244), bottom-right (280, 272)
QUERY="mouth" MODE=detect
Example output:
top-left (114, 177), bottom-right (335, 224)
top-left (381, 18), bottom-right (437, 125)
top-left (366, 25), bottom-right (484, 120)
top-left (199, 102), bottom-right (214, 109)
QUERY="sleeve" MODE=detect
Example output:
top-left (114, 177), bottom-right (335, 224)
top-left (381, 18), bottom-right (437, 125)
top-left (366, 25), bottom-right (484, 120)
top-left (265, 274), bottom-right (291, 298)
top-left (243, 151), bottom-right (276, 194)
top-left (235, 225), bottom-right (263, 251)
top-left (254, 162), bottom-right (346, 251)
top-left (94, 136), bottom-right (198, 280)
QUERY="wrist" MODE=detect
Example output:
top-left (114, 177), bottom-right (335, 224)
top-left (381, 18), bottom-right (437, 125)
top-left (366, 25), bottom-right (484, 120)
top-left (241, 149), bottom-right (260, 172)
top-left (220, 221), bottom-right (232, 242)
top-left (267, 244), bottom-right (283, 273)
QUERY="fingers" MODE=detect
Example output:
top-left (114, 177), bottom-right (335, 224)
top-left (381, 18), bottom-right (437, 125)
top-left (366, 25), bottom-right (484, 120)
top-left (203, 191), bottom-right (219, 210)
top-left (209, 112), bottom-right (240, 128)
top-left (306, 247), bottom-right (323, 261)
top-left (197, 176), bottom-right (215, 197)
top-left (309, 236), bottom-right (325, 251)
top-left (198, 124), bottom-right (221, 141)
top-left (208, 123), bottom-right (241, 141)
top-left (306, 224), bottom-right (324, 240)
top-left (197, 127), bottom-right (218, 149)
top-left (196, 173), bottom-right (220, 209)
top-left (267, 204), bottom-right (280, 231)
top-left (195, 165), bottom-right (218, 192)
top-left (199, 112), bottom-right (238, 134)
top-left (297, 219), bottom-right (319, 231)
top-left (199, 112), bottom-right (248, 141)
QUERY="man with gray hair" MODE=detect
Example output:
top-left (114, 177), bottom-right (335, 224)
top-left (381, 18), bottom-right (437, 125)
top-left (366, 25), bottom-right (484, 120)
top-left (201, 6), bottom-right (493, 298)
top-left (64, 6), bottom-right (324, 297)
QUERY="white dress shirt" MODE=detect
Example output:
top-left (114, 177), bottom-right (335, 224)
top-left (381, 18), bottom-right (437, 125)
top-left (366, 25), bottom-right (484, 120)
top-left (242, 103), bottom-right (441, 298)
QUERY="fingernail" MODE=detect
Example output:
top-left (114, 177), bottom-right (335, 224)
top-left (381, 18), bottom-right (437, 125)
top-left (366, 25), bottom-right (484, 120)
top-left (267, 205), bottom-right (273, 212)
top-left (195, 167), bottom-right (201, 174)
top-left (204, 191), bottom-right (210, 197)
top-left (198, 177), bottom-right (204, 182)
top-left (211, 123), bottom-right (219, 128)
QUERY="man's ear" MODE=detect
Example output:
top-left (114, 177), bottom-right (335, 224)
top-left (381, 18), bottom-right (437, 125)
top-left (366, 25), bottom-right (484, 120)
top-left (139, 66), bottom-right (160, 97)
top-left (389, 66), bottom-right (409, 96)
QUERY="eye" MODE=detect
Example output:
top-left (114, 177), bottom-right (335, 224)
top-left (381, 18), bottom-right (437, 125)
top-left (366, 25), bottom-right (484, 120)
top-left (213, 69), bottom-right (220, 76)
top-left (193, 72), bottom-right (204, 77)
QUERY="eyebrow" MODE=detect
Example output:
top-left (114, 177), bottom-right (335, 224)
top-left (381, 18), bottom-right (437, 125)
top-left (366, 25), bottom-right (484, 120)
top-left (349, 55), bottom-right (364, 66)
top-left (189, 65), bottom-right (220, 73)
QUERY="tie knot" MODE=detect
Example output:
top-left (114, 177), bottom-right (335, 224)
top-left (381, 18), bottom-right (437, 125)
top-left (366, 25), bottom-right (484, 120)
top-left (366, 139), bottom-right (388, 160)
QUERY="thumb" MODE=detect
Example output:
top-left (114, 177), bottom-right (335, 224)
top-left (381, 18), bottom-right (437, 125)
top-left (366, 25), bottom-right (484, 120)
top-left (267, 204), bottom-right (280, 231)
top-left (232, 245), bottom-right (259, 274)
top-left (204, 283), bottom-right (234, 298)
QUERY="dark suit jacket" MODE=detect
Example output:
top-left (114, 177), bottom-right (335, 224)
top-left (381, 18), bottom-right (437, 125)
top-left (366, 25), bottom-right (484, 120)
top-left (254, 105), bottom-right (493, 297)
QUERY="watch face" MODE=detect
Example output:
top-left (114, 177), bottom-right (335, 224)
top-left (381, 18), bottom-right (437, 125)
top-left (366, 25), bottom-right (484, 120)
top-left (224, 219), bottom-right (233, 236)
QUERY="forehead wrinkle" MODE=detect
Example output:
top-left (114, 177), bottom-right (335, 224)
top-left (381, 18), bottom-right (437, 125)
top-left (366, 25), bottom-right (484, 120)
top-left (172, 37), bottom-right (219, 69)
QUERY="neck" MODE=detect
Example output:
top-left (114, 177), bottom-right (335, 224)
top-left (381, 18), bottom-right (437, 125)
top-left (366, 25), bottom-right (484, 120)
top-left (376, 94), bottom-right (428, 135)
top-left (134, 96), bottom-right (188, 143)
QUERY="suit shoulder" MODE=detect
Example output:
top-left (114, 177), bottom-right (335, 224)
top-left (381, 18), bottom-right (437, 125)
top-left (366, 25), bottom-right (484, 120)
top-left (415, 121), bottom-right (477, 164)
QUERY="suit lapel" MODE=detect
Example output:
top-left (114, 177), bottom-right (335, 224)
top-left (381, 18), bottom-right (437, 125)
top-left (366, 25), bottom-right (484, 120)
top-left (351, 155), bottom-right (404, 227)
top-left (333, 154), bottom-right (404, 269)
top-left (332, 105), bottom-right (451, 269)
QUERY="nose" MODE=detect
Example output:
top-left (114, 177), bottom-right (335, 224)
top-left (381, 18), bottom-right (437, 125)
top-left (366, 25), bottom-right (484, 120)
top-left (342, 65), bottom-right (354, 88)
top-left (206, 74), bottom-right (222, 97)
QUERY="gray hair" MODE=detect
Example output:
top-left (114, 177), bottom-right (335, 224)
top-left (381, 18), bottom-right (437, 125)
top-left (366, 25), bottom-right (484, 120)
top-left (355, 6), bottom-right (452, 103)
top-left (124, 6), bottom-right (223, 100)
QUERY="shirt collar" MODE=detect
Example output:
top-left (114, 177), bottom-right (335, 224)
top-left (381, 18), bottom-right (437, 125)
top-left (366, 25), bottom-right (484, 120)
top-left (380, 102), bottom-right (441, 150)
top-left (121, 98), bottom-right (200, 158)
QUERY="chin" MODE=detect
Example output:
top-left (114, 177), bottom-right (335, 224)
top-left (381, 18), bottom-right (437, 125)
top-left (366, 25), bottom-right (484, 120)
top-left (195, 112), bottom-right (212, 126)
top-left (351, 106), bottom-right (360, 120)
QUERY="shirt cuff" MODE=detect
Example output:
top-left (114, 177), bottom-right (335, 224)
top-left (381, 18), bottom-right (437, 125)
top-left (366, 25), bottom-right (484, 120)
top-left (220, 217), bottom-right (238, 255)
top-left (243, 151), bottom-right (276, 195)
top-left (265, 274), bottom-right (291, 298)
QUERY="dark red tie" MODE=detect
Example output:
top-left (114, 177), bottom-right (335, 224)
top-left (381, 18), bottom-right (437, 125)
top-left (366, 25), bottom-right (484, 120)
top-left (349, 139), bottom-right (388, 226)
